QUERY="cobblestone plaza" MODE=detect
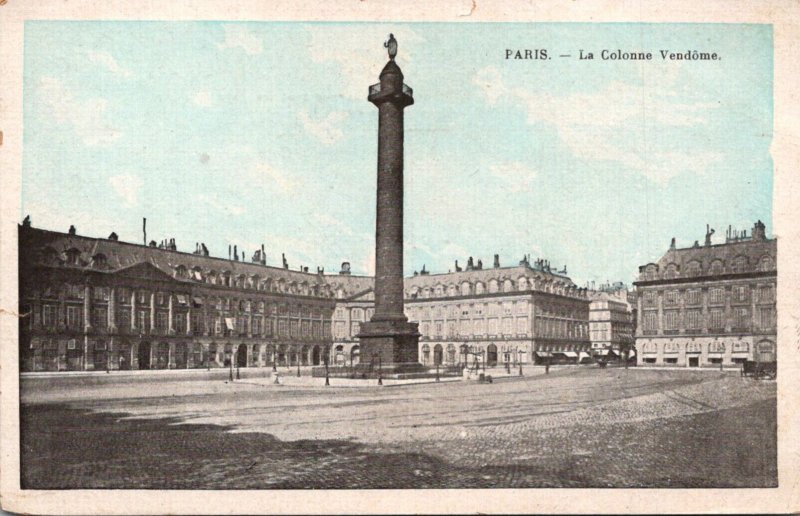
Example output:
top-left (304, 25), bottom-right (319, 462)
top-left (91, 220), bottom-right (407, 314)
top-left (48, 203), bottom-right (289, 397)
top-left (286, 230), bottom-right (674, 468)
top-left (21, 368), bottom-right (776, 488)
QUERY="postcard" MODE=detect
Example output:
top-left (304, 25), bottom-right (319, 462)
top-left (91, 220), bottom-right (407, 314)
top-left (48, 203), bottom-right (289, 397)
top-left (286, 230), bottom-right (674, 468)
top-left (1, 1), bottom-right (799, 514)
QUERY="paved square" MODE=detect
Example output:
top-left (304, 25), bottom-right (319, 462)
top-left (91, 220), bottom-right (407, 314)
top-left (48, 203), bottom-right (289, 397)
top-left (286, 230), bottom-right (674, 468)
top-left (21, 368), bottom-right (776, 488)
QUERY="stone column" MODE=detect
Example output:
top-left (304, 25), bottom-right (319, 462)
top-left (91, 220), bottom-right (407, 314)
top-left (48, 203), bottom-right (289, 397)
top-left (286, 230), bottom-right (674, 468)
top-left (130, 291), bottom-right (137, 331)
top-left (356, 42), bottom-right (421, 371)
top-left (108, 287), bottom-right (117, 332)
top-left (168, 294), bottom-right (175, 335)
top-left (84, 284), bottom-right (93, 333)
top-left (186, 308), bottom-right (193, 336)
top-left (150, 292), bottom-right (156, 333)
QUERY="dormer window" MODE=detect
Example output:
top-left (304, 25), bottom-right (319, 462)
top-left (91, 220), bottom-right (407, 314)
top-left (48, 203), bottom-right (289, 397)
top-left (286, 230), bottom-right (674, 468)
top-left (175, 265), bottom-right (188, 279)
top-left (65, 248), bottom-right (81, 266)
top-left (92, 253), bottom-right (107, 268)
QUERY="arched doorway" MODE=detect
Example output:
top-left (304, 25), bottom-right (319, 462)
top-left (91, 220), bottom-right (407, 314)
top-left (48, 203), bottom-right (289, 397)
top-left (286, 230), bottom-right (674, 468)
top-left (138, 341), bottom-right (151, 370)
top-left (487, 344), bottom-right (498, 366)
top-left (252, 344), bottom-right (261, 367)
top-left (175, 342), bottom-right (188, 369)
top-left (208, 342), bottom-right (218, 367)
top-left (460, 344), bottom-right (469, 365)
top-left (334, 345), bottom-right (345, 365)
top-left (93, 340), bottom-right (108, 370)
top-left (447, 344), bottom-right (456, 364)
top-left (421, 344), bottom-right (430, 365)
top-left (236, 344), bottom-right (248, 367)
top-left (118, 340), bottom-right (132, 370)
top-left (350, 345), bottom-right (360, 365)
top-left (433, 344), bottom-right (443, 366)
top-left (301, 346), bottom-right (310, 366)
top-left (312, 345), bottom-right (321, 366)
top-left (156, 342), bottom-right (169, 369)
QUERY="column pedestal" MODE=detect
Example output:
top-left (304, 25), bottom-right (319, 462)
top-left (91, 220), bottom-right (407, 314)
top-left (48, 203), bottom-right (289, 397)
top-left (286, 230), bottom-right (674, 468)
top-left (357, 320), bottom-right (423, 373)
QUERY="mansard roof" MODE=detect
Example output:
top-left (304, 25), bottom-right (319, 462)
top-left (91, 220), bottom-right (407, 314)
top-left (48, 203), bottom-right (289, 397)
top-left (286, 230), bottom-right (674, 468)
top-left (21, 226), bottom-right (335, 296)
top-left (637, 222), bottom-right (777, 282)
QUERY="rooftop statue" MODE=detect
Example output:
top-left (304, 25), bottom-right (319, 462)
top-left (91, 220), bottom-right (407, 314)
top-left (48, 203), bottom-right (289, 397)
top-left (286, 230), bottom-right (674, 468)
top-left (384, 33), bottom-right (397, 60)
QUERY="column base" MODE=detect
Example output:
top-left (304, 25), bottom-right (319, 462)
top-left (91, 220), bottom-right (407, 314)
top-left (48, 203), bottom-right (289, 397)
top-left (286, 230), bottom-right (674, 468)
top-left (356, 320), bottom-right (421, 368)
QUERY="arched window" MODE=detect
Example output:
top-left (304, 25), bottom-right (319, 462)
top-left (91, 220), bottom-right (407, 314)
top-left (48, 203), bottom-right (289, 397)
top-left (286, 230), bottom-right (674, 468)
top-left (664, 263), bottom-right (679, 279)
top-left (474, 282), bottom-right (485, 295)
top-left (517, 277), bottom-right (528, 291)
top-left (447, 284), bottom-right (457, 297)
top-left (709, 259), bottom-right (724, 275)
top-left (434, 285), bottom-right (444, 297)
top-left (642, 342), bottom-right (657, 354)
top-left (488, 279), bottom-right (499, 293)
top-left (460, 281), bottom-right (472, 296)
top-left (503, 279), bottom-right (514, 292)
top-left (757, 255), bottom-right (774, 272)
top-left (644, 264), bottom-right (659, 280)
top-left (174, 264), bottom-right (187, 278)
top-left (685, 260), bottom-right (702, 277)
top-left (730, 255), bottom-right (749, 273)
top-left (92, 253), bottom-right (108, 268)
top-left (65, 248), bottom-right (81, 266)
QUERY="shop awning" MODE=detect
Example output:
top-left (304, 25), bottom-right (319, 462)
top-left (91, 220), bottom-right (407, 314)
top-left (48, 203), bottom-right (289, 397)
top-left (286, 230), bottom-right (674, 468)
top-left (732, 352), bottom-right (750, 357)
top-left (628, 349), bottom-right (636, 358)
top-left (579, 351), bottom-right (591, 359)
top-left (562, 351), bottom-right (578, 357)
top-left (609, 349), bottom-right (620, 355)
top-left (595, 349), bottom-right (610, 356)
top-left (535, 351), bottom-right (550, 357)
top-left (176, 294), bottom-right (188, 306)
top-left (192, 296), bottom-right (204, 306)
top-left (224, 317), bottom-right (235, 330)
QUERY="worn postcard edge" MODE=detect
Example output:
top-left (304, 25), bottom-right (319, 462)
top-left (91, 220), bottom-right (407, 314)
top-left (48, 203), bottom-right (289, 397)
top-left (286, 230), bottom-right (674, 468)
top-left (1, 1), bottom-right (799, 514)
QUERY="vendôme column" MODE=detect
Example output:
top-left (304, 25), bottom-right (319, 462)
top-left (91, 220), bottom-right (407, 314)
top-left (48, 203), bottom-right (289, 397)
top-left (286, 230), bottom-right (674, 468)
top-left (357, 35), bottom-right (421, 372)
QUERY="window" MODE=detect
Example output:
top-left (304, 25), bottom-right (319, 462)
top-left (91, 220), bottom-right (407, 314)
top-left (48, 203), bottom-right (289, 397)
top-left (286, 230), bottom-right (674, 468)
top-left (665, 357), bottom-right (678, 364)
top-left (643, 291), bottom-right (657, 308)
top-left (503, 317), bottom-right (513, 334)
top-left (156, 311), bottom-right (169, 330)
top-left (664, 263), bottom-right (679, 279)
top-left (709, 288), bottom-right (725, 305)
top-left (685, 309), bottom-right (702, 330)
top-left (516, 317), bottom-right (528, 333)
top-left (334, 321), bottom-right (346, 338)
top-left (156, 292), bottom-right (168, 306)
top-left (66, 306), bottom-right (82, 329)
top-left (709, 341), bottom-right (726, 353)
top-left (709, 260), bottom-right (724, 275)
top-left (759, 307), bottom-right (775, 329)
top-left (730, 255), bottom-right (749, 273)
top-left (757, 285), bottom-right (775, 303)
top-left (118, 308), bottom-right (131, 330)
top-left (733, 308), bottom-right (750, 329)
top-left (664, 290), bottom-right (679, 306)
top-left (42, 304), bottom-right (57, 327)
top-left (435, 322), bottom-right (443, 336)
top-left (191, 312), bottom-right (202, 334)
top-left (685, 261), bottom-right (702, 277)
top-left (733, 285), bottom-right (749, 303)
top-left (686, 289), bottom-right (701, 306)
top-left (664, 310), bottom-right (679, 330)
top-left (91, 307), bottom-right (107, 329)
top-left (175, 314), bottom-right (186, 334)
top-left (93, 286), bottom-right (110, 301)
top-left (137, 290), bottom-right (149, 304)
top-left (709, 309), bottom-right (725, 329)
top-left (252, 316), bottom-right (262, 335)
top-left (757, 256), bottom-right (774, 272)
top-left (643, 357), bottom-right (657, 364)
top-left (643, 312), bottom-right (658, 333)
top-left (516, 301), bottom-right (527, 314)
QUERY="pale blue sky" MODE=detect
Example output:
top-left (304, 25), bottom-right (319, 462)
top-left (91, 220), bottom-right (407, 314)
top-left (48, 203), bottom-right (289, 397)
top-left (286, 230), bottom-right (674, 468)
top-left (22, 22), bottom-right (773, 285)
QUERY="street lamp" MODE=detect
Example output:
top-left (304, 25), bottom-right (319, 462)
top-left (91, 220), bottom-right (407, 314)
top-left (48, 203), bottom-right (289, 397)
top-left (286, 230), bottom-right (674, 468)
top-left (272, 348), bottom-right (277, 372)
top-left (297, 354), bottom-right (301, 377)
top-left (324, 353), bottom-right (330, 386)
top-left (377, 353), bottom-right (383, 386)
top-left (435, 357), bottom-right (440, 382)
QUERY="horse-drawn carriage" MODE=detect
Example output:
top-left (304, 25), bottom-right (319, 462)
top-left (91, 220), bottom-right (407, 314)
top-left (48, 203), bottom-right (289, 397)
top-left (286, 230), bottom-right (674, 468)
top-left (742, 360), bottom-right (777, 380)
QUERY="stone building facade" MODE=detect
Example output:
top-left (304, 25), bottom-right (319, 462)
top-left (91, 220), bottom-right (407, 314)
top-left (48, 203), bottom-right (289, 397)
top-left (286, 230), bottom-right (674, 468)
top-left (589, 291), bottom-right (635, 361)
top-left (19, 226), bottom-right (594, 372)
top-left (633, 221), bottom-right (777, 367)
top-left (331, 257), bottom-right (592, 368)
top-left (19, 225), bottom-right (338, 372)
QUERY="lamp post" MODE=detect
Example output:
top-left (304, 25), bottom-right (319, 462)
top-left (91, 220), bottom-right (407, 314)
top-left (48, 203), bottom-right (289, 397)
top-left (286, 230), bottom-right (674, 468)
top-left (272, 348), bottom-right (277, 372)
top-left (229, 353), bottom-right (234, 382)
top-left (324, 353), bottom-right (330, 386)
top-left (378, 354), bottom-right (383, 385)
top-left (297, 355), bottom-right (301, 377)
top-left (435, 358), bottom-right (440, 382)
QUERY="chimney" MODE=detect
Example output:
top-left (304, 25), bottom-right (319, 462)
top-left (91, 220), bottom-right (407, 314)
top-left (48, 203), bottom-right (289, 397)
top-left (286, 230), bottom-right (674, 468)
top-left (261, 244), bottom-right (266, 264)
top-left (234, 245), bottom-right (238, 261)
top-left (493, 254), bottom-right (500, 268)
top-left (142, 217), bottom-right (147, 245)
top-left (228, 245), bottom-right (232, 260)
top-left (339, 261), bottom-right (351, 275)
top-left (670, 237), bottom-right (676, 250)
top-left (752, 220), bottom-right (766, 241)
top-left (108, 232), bottom-right (118, 241)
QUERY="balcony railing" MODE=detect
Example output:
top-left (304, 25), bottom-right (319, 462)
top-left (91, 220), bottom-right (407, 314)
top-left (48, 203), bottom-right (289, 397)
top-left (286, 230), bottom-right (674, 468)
top-left (369, 82), bottom-right (413, 98)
